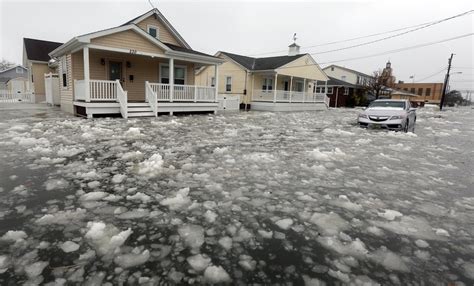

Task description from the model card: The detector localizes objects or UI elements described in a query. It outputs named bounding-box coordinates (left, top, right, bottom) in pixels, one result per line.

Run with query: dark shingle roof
left=24, top=38, right=63, bottom=62
left=317, top=76, right=358, bottom=87
left=163, top=43, right=217, bottom=58
left=220, top=51, right=306, bottom=71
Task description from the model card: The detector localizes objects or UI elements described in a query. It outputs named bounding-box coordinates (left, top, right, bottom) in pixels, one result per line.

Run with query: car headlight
left=389, top=115, right=404, bottom=120
left=358, top=114, right=368, bottom=119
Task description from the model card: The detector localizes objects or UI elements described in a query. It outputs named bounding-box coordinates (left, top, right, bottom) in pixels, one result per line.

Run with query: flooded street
left=0, top=103, right=473, bottom=285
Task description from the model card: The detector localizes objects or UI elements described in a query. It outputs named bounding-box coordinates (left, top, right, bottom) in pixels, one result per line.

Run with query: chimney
left=288, top=43, right=300, bottom=56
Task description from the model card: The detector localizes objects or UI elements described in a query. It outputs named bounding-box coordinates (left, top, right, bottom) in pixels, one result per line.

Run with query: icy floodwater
left=0, top=103, right=473, bottom=285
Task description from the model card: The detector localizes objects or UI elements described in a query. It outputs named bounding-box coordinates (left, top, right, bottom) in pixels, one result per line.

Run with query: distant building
left=322, top=64, right=374, bottom=86
left=23, top=38, right=63, bottom=102
left=0, top=65, right=29, bottom=93
left=393, top=82, right=443, bottom=104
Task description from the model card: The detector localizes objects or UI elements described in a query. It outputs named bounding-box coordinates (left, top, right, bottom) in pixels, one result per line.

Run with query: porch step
left=127, top=111, right=156, bottom=118
left=128, top=102, right=150, bottom=107
left=127, top=107, right=153, bottom=112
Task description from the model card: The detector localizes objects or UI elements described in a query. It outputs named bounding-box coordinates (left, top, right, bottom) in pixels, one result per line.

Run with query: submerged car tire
left=404, top=120, right=409, bottom=133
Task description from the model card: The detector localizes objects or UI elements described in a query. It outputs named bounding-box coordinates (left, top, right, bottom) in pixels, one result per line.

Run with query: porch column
left=324, top=80, right=328, bottom=102
left=83, top=47, right=90, bottom=102
left=289, top=76, right=293, bottom=103
left=214, top=64, right=219, bottom=102
left=335, top=87, right=339, bottom=108
left=303, top=78, right=306, bottom=103
left=273, top=73, right=278, bottom=103
left=169, top=58, right=174, bottom=102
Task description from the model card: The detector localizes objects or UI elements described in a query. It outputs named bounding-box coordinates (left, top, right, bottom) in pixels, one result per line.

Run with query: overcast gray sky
left=1, top=0, right=473, bottom=91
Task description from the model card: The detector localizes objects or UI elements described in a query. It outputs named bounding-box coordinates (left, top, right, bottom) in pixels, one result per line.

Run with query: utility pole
left=439, top=53, right=454, bottom=111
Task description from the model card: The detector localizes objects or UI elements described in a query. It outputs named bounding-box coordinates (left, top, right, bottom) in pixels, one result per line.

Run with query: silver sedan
left=357, top=99, right=417, bottom=132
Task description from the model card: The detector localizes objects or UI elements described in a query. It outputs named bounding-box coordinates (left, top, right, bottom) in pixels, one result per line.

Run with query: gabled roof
left=323, top=64, right=373, bottom=79
left=220, top=51, right=306, bottom=71
left=24, top=38, right=63, bottom=62
left=316, top=76, right=358, bottom=87
left=0, top=65, right=27, bottom=74
left=121, top=8, right=191, bottom=49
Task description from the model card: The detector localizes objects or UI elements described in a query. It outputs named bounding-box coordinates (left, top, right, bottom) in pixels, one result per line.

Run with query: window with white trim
left=262, top=78, right=273, bottom=91
left=160, top=65, right=186, bottom=85
left=344, top=88, right=349, bottom=95
left=315, top=87, right=321, bottom=93
left=211, top=77, right=215, bottom=87
left=327, top=87, right=333, bottom=94
left=16, top=67, right=23, bottom=74
left=147, top=25, right=159, bottom=39
left=225, top=76, right=232, bottom=92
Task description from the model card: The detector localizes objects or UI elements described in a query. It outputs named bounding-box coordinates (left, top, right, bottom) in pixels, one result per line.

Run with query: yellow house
left=49, top=8, right=224, bottom=118
left=23, top=38, right=63, bottom=102
left=195, top=43, right=330, bottom=111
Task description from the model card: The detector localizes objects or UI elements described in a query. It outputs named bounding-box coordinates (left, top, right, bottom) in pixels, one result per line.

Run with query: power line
left=414, top=67, right=447, bottom=82
left=317, top=33, right=474, bottom=65
left=147, top=0, right=156, bottom=9
left=248, top=9, right=473, bottom=57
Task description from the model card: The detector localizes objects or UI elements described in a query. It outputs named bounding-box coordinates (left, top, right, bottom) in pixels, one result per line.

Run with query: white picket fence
left=0, top=90, right=35, bottom=103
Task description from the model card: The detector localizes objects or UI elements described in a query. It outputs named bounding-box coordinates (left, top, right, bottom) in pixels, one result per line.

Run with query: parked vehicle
left=357, top=99, right=416, bottom=132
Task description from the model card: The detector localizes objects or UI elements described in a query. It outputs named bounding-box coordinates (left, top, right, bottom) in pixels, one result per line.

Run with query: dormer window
left=147, top=25, right=159, bottom=39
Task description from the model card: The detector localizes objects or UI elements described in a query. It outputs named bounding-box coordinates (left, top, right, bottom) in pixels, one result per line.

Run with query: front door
left=284, top=81, right=289, bottom=91
left=109, top=61, right=122, bottom=82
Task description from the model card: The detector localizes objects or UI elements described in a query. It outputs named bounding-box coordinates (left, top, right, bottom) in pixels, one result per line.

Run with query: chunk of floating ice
left=204, top=210, right=218, bottom=223
left=309, top=148, right=347, bottom=161
left=310, top=212, right=349, bottom=235
left=87, top=181, right=101, bottom=189
left=80, top=191, right=108, bottom=201
left=378, top=209, right=403, bottom=221
left=257, top=230, right=273, bottom=239
left=85, top=221, right=132, bottom=258
left=204, top=265, right=232, bottom=284
left=24, top=261, right=49, bottom=279
left=126, top=192, right=151, bottom=203
left=462, top=262, right=474, bottom=279
left=124, top=127, right=141, bottom=137
left=238, top=255, right=256, bottom=271
left=111, top=174, right=126, bottom=184
left=369, top=247, right=410, bottom=272
left=116, top=209, right=150, bottom=219
left=136, top=154, right=164, bottom=178
left=60, top=241, right=80, bottom=253
left=57, top=147, right=86, bottom=157
left=44, top=178, right=69, bottom=191
left=434, top=228, right=450, bottom=237
left=36, top=208, right=87, bottom=225
left=302, top=274, right=327, bottom=286
left=114, top=249, right=150, bottom=268
left=275, top=218, right=294, bottom=230
left=414, top=239, right=429, bottom=248
left=1, top=230, right=27, bottom=241
left=160, top=188, right=191, bottom=210
left=0, top=255, right=10, bottom=274
left=178, top=224, right=205, bottom=249
left=317, top=236, right=368, bottom=258
left=187, top=254, right=211, bottom=272
left=120, top=151, right=144, bottom=161
left=218, top=237, right=233, bottom=250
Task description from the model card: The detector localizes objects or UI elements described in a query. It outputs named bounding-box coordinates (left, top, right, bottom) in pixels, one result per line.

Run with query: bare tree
left=0, top=58, right=16, bottom=71
left=365, top=69, right=395, bottom=99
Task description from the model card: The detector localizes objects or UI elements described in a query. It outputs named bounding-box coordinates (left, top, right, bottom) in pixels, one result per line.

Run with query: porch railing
left=252, top=90, right=328, bottom=104
left=149, top=83, right=216, bottom=102
left=116, top=80, right=128, bottom=119
left=74, top=79, right=117, bottom=101
left=145, top=81, right=157, bottom=116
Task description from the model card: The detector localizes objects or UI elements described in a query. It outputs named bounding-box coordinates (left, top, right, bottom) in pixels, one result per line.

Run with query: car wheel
left=404, top=120, right=409, bottom=133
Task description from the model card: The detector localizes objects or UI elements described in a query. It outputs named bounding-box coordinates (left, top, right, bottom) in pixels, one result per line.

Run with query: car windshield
left=369, top=101, right=406, bottom=109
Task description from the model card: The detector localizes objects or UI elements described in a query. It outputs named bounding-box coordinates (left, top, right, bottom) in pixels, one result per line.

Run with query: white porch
left=72, top=46, right=221, bottom=118
left=249, top=72, right=330, bottom=111
left=73, top=80, right=218, bottom=118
